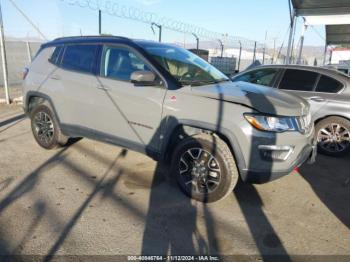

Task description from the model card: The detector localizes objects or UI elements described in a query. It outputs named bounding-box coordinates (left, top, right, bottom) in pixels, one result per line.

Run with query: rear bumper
left=240, top=143, right=315, bottom=184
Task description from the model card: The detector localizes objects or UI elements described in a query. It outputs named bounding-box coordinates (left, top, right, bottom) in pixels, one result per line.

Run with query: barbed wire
left=60, top=0, right=265, bottom=50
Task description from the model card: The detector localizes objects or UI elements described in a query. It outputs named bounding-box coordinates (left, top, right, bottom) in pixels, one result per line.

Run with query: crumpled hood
left=191, top=81, right=310, bottom=116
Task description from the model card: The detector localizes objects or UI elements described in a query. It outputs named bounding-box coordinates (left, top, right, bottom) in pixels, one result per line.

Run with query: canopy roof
left=326, top=24, right=350, bottom=45
left=292, top=0, right=350, bottom=16
left=292, top=0, right=350, bottom=45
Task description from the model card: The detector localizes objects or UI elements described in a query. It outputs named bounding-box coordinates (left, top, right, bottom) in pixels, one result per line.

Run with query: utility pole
left=151, top=23, right=162, bottom=42
left=218, top=39, right=224, bottom=58
left=192, top=33, right=199, bottom=53
left=0, top=1, right=9, bottom=104
left=99, top=10, right=102, bottom=35
left=237, top=41, right=242, bottom=72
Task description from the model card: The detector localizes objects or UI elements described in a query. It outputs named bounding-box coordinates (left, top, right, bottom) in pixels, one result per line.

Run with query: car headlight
left=244, top=113, right=298, bottom=132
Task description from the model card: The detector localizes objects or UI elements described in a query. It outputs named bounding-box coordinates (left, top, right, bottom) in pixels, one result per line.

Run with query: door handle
left=309, top=97, right=325, bottom=102
left=50, top=75, right=61, bottom=80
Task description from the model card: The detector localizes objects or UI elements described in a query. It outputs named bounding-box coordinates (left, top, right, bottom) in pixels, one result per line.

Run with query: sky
left=1, top=0, right=326, bottom=48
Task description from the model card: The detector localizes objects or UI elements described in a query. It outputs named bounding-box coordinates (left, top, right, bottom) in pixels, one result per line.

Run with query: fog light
left=258, top=145, right=294, bottom=161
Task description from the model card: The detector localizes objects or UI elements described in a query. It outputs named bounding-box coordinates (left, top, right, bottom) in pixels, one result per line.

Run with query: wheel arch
left=25, top=91, right=60, bottom=121
left=160, top=119, right=247, bottom=174
left=314, top=114, right=350, bottom=125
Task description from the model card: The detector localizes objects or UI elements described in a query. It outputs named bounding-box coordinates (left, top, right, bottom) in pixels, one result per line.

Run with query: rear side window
left=49, top=46, right=63, bottom=65
left=279, top=69, right=318, bottom=91
left=316, top=75, right=343, bottom=93
left=61, top=44, right=98, bottom=73
left=233, top=68, right=279, bottom=87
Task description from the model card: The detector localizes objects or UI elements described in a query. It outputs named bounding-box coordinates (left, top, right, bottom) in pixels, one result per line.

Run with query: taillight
left=23, top=67, right=29, bottom=80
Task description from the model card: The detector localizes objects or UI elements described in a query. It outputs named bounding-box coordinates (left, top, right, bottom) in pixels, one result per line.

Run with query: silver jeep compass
left=23, top=36, right=316, bottom=202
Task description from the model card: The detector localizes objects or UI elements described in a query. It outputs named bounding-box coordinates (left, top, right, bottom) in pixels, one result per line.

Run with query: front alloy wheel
left=172, top=134, right=239, bottom=203
left=179, top=148, right=222, bottom=194
left=316, top=117, right=350, bottom=157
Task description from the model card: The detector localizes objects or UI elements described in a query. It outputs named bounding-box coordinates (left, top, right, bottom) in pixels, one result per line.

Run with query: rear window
left=279, top=69, right=318, bottom=91
left=49, top=46, right=63, bottom=65
left=316, top=75, right=343, bottom=93
left=61, top=44, right=98, bottom=73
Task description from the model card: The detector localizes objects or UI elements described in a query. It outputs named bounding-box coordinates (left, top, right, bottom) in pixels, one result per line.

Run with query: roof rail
left=51, top=35, right=131, bottom=42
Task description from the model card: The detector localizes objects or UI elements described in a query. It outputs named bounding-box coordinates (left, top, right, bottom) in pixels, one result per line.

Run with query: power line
left=8, top=0, right=48, bottom=40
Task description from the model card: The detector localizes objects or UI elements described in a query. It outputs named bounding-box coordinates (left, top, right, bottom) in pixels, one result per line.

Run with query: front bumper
left=238, top=123, right=316, bottom=184
left=240, top=143, right=316, bottom=183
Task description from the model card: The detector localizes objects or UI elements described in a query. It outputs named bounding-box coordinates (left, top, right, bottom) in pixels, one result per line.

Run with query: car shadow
left=234, top=88, right=291, bottom=261
left=299, top=153, right=350, bottom=229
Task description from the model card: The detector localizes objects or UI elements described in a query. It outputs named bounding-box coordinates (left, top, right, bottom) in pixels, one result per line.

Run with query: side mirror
left=130, top=71, right=156, bottom=86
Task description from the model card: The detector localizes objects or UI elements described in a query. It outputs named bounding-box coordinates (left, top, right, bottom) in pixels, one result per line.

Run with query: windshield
left=138, top=42, right=229, bottom=86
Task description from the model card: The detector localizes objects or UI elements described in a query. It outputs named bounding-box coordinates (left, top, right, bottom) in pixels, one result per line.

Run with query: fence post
left=253, top=41, right=257, bottom=63
left=0, top=2, right=10, bottom=104
left=26, top=41, right=32, bottom=62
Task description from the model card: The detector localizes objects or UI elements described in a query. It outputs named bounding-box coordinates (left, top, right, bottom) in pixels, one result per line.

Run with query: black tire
left=30, top=102, right=69, bottom=149
left=171, top=133, right=239, bottom=203
left=315, top=116, right=350, bottom=157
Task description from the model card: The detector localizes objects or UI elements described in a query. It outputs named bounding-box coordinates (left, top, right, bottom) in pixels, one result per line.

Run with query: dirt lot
left=0, top=104, right=349, bottom=260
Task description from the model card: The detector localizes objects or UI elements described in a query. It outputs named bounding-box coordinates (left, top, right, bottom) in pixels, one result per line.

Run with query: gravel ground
left=0, top=104, right=349, bottom=261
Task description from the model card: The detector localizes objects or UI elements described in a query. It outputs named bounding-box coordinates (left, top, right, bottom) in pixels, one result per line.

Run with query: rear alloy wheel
left=33, top=111, right=55, bottom=145
left=316, top=117, right=350, bottom=157
left=31, top=103, right=69, bottom=149
left=172, top=134, right=239, bottom=203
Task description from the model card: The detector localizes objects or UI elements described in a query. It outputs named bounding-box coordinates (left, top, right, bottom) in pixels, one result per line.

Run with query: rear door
left=45, top=44, right=100, bottom=130
left=277, top=69, right=326, bottom=118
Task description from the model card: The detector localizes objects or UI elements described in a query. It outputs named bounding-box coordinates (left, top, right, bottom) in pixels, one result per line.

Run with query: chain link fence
left=0, top=40, right=42, bottom=100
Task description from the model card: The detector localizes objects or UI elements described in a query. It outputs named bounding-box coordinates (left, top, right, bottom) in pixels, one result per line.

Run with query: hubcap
left=317, top=123, right=350, bottom=153
left=34, top=112, right=55, bottom=144
left=179, top=148, right=221, bottom=194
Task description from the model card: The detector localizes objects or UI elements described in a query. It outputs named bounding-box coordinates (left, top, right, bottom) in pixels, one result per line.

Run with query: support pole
left=323, top=44, right=328, bottom=65
left=237, top=41, right=242, bottom=72
left=0, top=2, right=9, bottom=104
left=329, top=47, right=333, bottom=64
left=297, top=22, right=307, bottom=64
left=99, top=10, right=102, bottom=35
left=286, top=12, right=296, bottom=64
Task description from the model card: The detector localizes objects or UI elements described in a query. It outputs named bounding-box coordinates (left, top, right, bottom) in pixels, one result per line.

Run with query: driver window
left=100, top=46, right=151, bottom=81
left=234, top=69, right=279, bottom=87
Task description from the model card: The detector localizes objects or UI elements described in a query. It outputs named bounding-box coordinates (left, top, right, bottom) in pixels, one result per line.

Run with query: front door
left=94, top=45, right=167, bottom=153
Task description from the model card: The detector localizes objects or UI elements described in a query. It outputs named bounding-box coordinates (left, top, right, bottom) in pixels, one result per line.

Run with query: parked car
left=232, top=65, right=350, bottom=157
left=23, top=36, right=315, bottom=202
left=324, top=64, right=350, bottom=76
